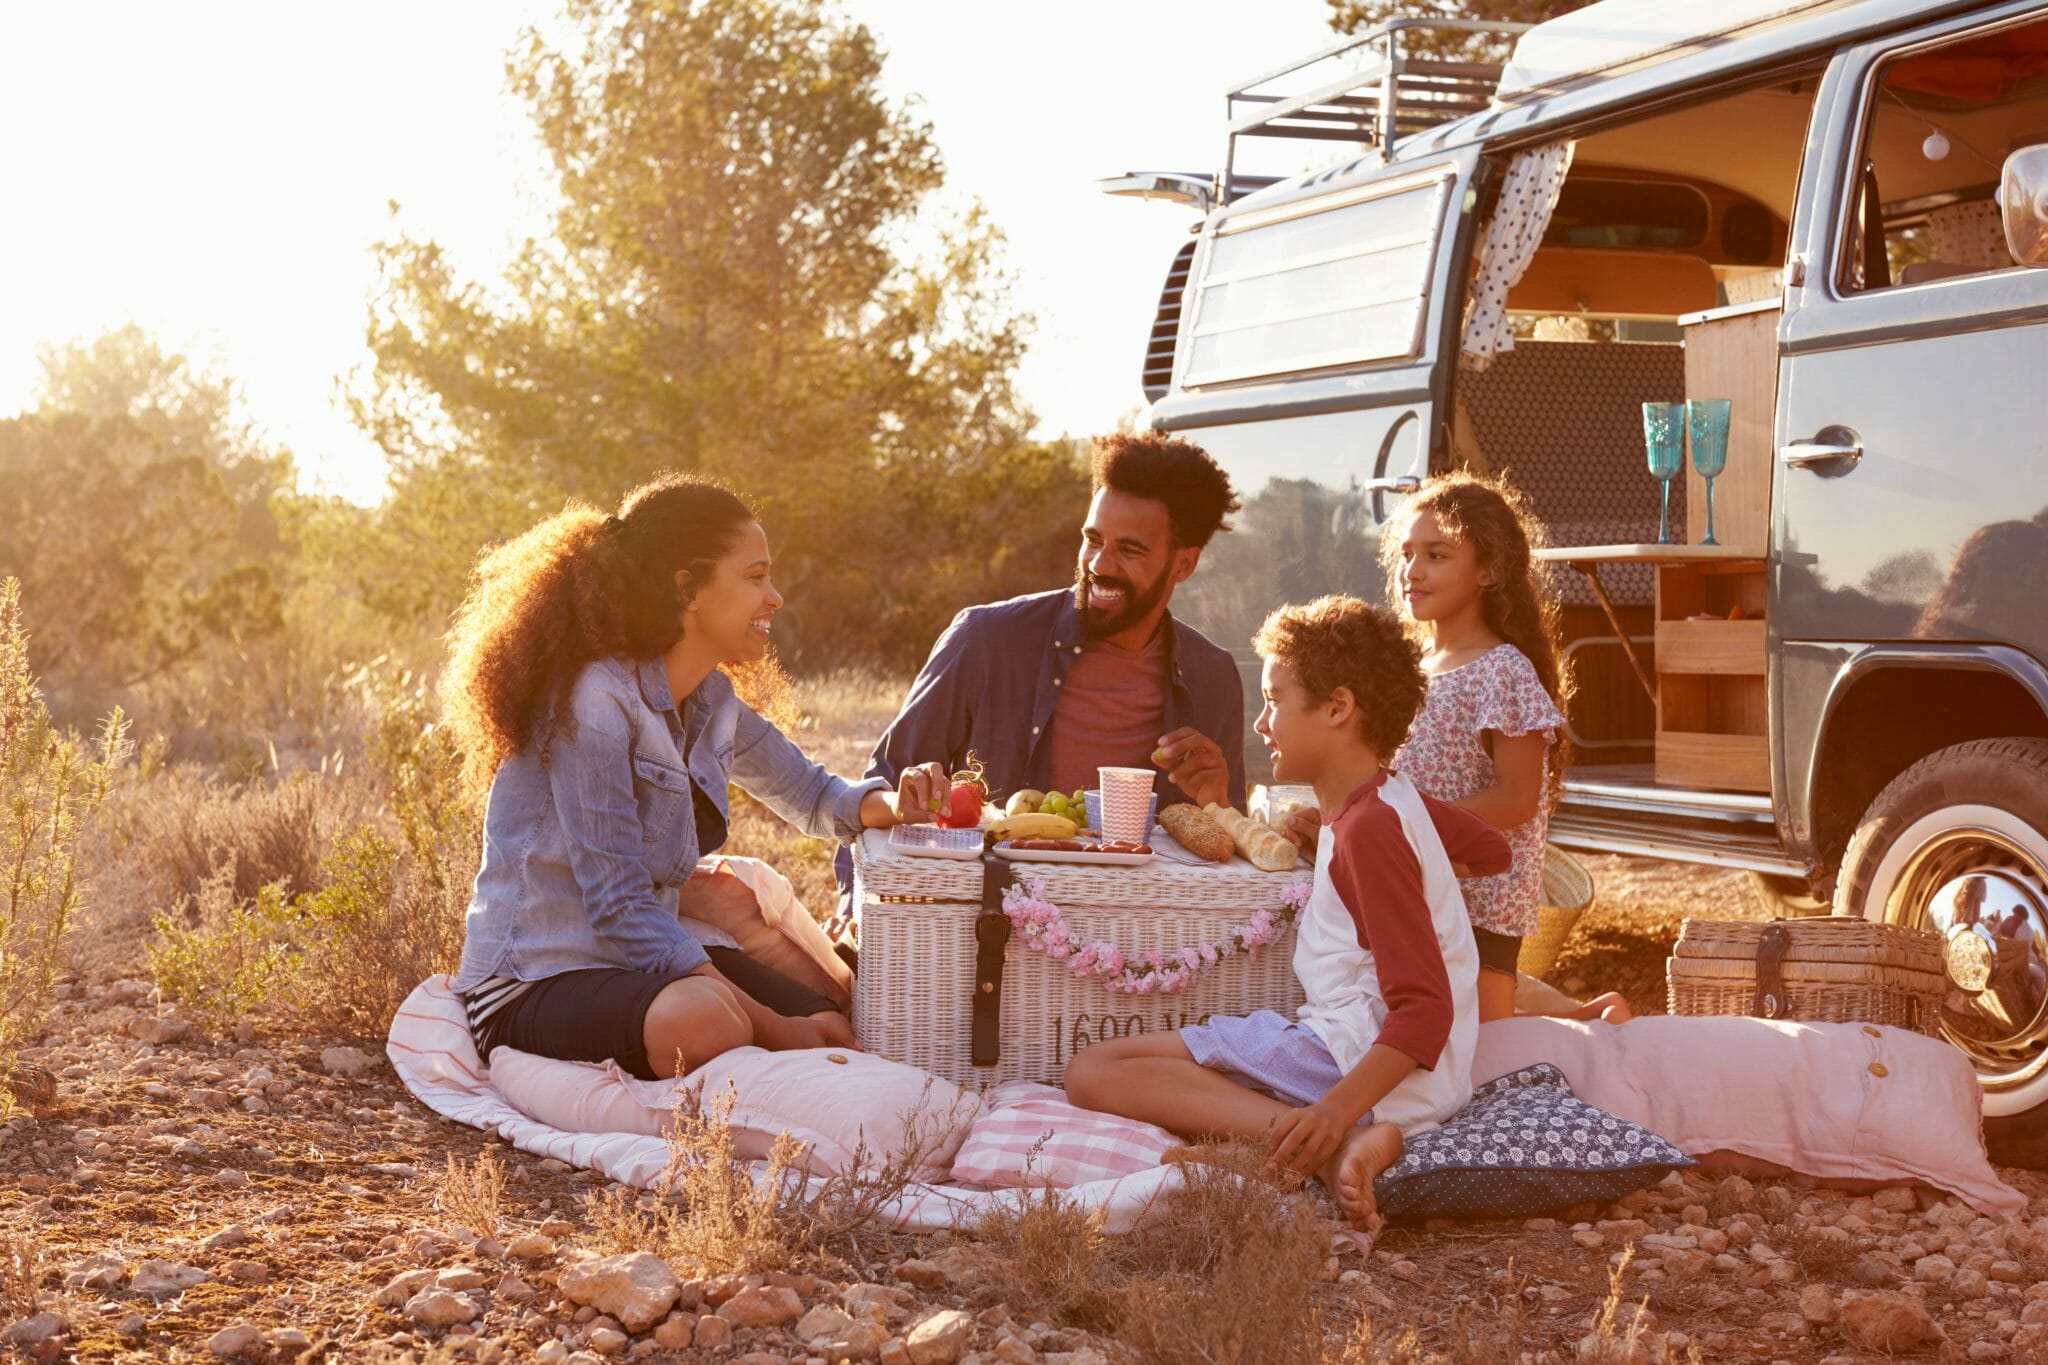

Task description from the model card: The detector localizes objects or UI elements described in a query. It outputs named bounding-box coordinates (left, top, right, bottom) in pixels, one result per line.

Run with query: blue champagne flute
left=1643, top=402, right=1686, bottom=546
left=1687, top=399, right=1733, bottom=547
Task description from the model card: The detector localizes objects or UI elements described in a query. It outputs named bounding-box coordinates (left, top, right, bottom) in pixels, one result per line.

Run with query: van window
left=1181, top=171, right=1451, bottom=386
left=1838, top=15, right=2048, bottom=293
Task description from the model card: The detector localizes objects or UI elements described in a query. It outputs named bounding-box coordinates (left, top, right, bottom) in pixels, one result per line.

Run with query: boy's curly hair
left=1091, top=432, right=1242, bottom=548
left=1253, top=596, right=1426, bottom=758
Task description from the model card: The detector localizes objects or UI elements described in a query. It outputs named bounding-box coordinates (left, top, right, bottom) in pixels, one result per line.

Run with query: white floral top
left=1395, top=644, right=1565, bottom=939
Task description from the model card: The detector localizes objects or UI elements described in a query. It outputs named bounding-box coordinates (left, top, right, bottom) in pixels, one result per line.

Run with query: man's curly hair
left=1091, top=432, right=1242, bottom=548
left=440, top=473, right=781, bottom=798
left=1253, top=596, right=1426, bottom=758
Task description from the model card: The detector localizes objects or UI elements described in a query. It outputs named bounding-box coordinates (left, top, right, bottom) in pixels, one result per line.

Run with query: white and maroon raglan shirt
left=1293, top=770, right=1511, bottom=1133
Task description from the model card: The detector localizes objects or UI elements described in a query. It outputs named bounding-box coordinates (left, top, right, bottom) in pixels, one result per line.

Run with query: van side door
left=1776, top=5, right=2048, bottom=789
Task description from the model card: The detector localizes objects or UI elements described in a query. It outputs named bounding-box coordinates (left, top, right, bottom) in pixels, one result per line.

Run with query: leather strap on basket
left=1753, top=923, right=1793, bottom=1020
left=972, top=855, right=1014, bottom=1067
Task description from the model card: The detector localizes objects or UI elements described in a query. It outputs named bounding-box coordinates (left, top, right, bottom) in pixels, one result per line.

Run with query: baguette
left=1204, top=803, right=1301, bottom=872
left=1158, top=803, right=1234, bottom=862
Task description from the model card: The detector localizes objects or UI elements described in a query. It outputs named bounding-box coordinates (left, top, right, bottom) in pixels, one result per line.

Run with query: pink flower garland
left=1000, top=876, right=1313, bottom=994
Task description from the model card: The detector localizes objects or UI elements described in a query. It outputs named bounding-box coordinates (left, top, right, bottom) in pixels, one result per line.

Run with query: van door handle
left=1779, top=426, right=1863, bottom=470
left=1362, top=475, right=1421, bottom=494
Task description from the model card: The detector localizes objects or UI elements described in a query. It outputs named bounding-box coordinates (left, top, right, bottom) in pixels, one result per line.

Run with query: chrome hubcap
left=1888, top=827, right=2048, bottom=1091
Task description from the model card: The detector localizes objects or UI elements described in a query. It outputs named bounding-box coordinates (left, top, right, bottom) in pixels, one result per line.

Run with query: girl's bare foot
left=1319, top=1120, right=1402, bottom=1230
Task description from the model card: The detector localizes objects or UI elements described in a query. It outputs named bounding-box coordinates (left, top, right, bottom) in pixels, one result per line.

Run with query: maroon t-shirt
left=1045, top=633, right=1168, bottom=797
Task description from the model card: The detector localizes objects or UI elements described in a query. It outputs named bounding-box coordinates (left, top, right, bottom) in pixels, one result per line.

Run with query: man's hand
left=1155, top=727, right=1229, bottom=809
left=679, top=863, right=760, bottom=926
left=1268, top=1097, right=1354, bottom=1177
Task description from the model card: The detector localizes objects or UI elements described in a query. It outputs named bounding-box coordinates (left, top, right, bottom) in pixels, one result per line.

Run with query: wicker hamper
left=1666, top=917, right=1948, bottom=1034
left=851, top=831, right=1308, bottom=1089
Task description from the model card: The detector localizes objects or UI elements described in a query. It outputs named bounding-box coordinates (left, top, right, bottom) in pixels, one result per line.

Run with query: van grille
left=1141, top=239, right=1198, bottom=402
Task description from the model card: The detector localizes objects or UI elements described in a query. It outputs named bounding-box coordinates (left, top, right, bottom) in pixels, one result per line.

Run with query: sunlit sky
left=0, top=2, right=1338, bottom=504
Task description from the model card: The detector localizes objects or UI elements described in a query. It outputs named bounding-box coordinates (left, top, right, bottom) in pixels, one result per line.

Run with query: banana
left=988, top=812, right=1078, bottom=841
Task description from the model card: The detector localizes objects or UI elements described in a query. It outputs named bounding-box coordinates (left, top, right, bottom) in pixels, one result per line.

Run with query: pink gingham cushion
left=950, top=1081, right=1177, bottom=1188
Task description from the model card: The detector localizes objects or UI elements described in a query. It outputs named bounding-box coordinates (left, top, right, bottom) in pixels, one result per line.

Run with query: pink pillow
left=951, top=1082, right=1177, bottom=1189
left=490, top=1045, right=977, bottom=1182
left=1473, top=1015, right=2024, bottom=1218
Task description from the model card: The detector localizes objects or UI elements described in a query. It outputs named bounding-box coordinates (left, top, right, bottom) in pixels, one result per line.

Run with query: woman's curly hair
left=440, top=473, right=765, bottom=798
left=1377, top=471, right=1573, bottom=802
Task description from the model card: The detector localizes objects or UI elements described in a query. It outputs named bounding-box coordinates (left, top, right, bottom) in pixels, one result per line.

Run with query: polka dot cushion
left=1372, top=1062, right=1694, bottom=1224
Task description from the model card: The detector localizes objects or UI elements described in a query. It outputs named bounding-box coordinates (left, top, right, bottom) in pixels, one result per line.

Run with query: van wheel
left=1835, top=738, right=2048, bottom=1168
left=1748, top=872, right=1831, bottom=917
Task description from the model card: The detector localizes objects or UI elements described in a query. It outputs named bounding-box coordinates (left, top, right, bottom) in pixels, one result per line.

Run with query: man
left=832, top=431, right=1247, bottom=928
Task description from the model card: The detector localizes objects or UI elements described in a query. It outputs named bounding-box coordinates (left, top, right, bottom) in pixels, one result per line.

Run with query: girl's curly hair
left=1378, top=471, right=1573, bottom=802
left=440, top=473, right=769, bottom=798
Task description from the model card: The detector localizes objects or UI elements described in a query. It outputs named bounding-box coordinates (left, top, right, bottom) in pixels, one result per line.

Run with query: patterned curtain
left=1460, top=140, right=1577, bottom=371
left=1928, top=199, right=2012, bottom=269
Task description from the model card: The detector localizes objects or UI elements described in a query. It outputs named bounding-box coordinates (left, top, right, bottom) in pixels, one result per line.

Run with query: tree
left=353, top=0, right=1085, bottom=670
left=1326, top=0, right=1593, bottom=61
left=0, top=330, right=292, bottom=722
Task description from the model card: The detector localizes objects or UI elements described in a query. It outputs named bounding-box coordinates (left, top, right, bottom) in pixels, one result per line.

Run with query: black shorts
left=1473, top=927, right=1522, bottom=977
left=476, top=948, right=838, bottom=1081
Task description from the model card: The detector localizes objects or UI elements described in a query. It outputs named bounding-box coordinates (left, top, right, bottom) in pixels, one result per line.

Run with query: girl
left=1382, top=472, right=1630, bottom=1024
left=444, top=474, right=947, bottom=1081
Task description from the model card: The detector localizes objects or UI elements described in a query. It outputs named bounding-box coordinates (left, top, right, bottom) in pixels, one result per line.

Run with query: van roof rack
left=1223, top=17, right=1532, bottom=204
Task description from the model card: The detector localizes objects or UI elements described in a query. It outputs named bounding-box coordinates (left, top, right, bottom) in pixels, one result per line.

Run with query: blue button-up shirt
left=833, top=588, right=1245, bottom=910
left=454, top=656, right=883, bottom=993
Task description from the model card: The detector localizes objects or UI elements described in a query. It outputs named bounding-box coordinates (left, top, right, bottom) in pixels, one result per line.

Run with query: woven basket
left=1517, top=846, right=1596, bottom=979
left=1666, top=917, right=1947, bottom=1034
left=851, top=831, right=1307, bottom=1089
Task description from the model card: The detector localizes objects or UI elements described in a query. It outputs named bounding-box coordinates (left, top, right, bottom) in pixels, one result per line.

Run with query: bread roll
left=1159, top=803, right=1233, bottom=862
left=1204, top=803, right=1301, bottom=872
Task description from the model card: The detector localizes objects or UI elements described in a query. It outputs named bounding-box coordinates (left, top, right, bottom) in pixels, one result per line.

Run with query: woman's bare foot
left=1319, top=1120, right=1402, bottom=1230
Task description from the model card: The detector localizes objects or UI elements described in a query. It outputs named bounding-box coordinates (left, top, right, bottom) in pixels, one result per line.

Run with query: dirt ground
left=8, top=856, right=2048, bottom=1364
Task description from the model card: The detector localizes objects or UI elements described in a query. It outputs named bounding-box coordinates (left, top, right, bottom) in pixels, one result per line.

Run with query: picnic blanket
left=385, top=975, right=1192, bottom=1232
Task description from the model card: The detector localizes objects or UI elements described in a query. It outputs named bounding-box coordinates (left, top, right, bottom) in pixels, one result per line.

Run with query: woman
left=444, top=474, right=945, bottom=1080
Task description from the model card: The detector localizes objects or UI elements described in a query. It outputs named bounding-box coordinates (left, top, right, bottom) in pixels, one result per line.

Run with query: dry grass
left=0, top=1223, right=44, bottom=1320
left=973, top=1139, right=1331, bottom=1365
left=586, top=1075, right=949, bottom=1277
left=438, top=1145, right=508, bottom=1242
left=100, top=764, right=374, bottom=919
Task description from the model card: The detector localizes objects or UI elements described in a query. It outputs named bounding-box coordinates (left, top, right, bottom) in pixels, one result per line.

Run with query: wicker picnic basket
left=1516, top=846, right=1597, bottom=980
left=851, top=831, right=1308, bottom=1090
left=1666, top=916, right=1948, bottom=1034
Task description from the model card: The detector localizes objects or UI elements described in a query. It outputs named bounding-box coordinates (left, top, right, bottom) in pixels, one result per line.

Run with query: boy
left=1063, top=596, right=1510, bottom=1228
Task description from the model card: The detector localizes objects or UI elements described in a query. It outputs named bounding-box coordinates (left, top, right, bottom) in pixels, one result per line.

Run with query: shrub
left=146, top=866, right=301, bottom=1033
left=0, top=577, right=131, bottom=1106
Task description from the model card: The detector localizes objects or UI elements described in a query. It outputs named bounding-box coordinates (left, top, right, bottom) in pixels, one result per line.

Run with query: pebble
left=720, top=1285, right=804, bottom=1327
left=587, top=1327, right=628, bottom=1355
left=1839, top=1294, right=1943, bottom=1352
left=115, top=1314, right=145, bottom=1340
left=653, top=1315, right=694, bottom=1350
left=131, top=1259, right=208, bottom=1297
left=223, top=1260, right=270, bottom=1286
left=403, top=1288, right=483, bottom=1327
left=508, top=1234, right=557, bottom=1260
left=214, top=1167, right=248, bottom=1188
left=558, top=1252, right=683, bottom=1334
left=437, top=1265, right=489, bottom=1291
left=907, top=1309, right=975, bottom=1365
left=207, top=1323, right=263, bottom=1357
left=202, top=1223, right=253, bottom=1249
left=695, top=1315, right=734, bottom=1349
left=320, top=1046, right=376, bottom=1077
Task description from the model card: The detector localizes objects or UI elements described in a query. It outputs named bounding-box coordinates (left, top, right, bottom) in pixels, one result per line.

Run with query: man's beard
left=1074, top=563, right=1172, bottom=640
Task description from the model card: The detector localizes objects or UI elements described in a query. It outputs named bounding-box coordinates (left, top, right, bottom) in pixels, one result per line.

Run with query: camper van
left=1111, top=0, right=2048, bottom=1159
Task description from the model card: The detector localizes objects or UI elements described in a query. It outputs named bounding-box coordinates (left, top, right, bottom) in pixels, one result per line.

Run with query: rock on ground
left=557, top=1252, right=684, bottom=1334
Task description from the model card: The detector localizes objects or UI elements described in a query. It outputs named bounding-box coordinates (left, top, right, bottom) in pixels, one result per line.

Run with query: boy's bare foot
left=1320, top=1120, right=1402, bottom=1230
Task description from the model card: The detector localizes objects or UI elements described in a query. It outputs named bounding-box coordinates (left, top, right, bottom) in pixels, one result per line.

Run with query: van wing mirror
left=2003, top=145, right=2048, bottom=267
left=1097, top=172, right=1215, bottom=213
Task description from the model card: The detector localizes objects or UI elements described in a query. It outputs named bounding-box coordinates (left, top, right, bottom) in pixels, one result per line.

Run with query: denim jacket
left=453, top=657, right=883, bottom=993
